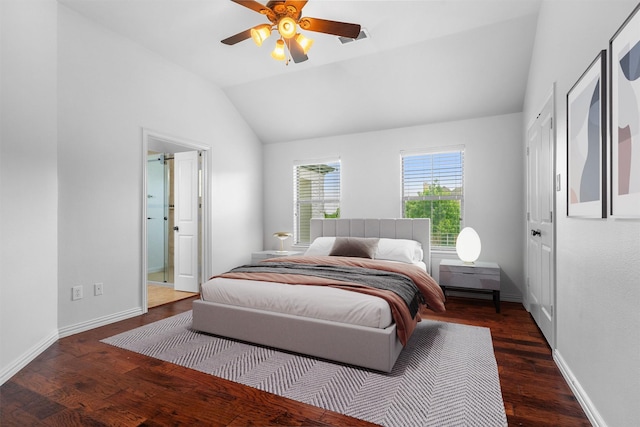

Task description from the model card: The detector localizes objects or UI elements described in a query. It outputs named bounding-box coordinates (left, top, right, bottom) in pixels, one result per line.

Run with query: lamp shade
left=278, top=16, right=297, bottom=39
left=456, top=227, right=481, bottom=263
left=250, top=24, right=272, bottom=47
left=271, top=39, right=286, bottom=60
left=295, top=33, right=314, bottom=54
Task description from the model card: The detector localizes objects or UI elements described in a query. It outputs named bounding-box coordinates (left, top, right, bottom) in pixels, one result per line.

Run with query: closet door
left=526, top=92, right=555, bottom=347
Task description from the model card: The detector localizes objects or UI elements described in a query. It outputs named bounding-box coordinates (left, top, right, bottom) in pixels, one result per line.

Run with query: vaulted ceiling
left=58, top=0, right=542, bottom=143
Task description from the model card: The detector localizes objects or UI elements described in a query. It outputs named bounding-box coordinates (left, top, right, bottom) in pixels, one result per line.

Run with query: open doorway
left=146, top=152, right=173, bottom=285
left=142, top=129, right=210, bottom=310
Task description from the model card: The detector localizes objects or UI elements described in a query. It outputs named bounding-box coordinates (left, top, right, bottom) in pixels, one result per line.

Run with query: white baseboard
left=1, top=307, right=145, bottom=386
left=554, top=349, right=606, bottom=427
left=0, top=329, right=59, bottom=385
left=58, top=307, right=144, bottom=338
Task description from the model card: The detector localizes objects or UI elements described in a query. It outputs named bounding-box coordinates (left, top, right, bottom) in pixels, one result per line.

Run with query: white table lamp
left=273, top=232, right=292, bottom=253
left=456, top=227, right=481, bottom=264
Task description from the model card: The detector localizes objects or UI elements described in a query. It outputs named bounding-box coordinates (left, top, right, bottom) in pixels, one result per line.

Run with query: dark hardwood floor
left=1, top=296, right=590, bottom=426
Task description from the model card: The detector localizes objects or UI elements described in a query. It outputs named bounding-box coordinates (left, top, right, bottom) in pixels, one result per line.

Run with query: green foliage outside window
left=323, top=208, right=340, bottom=219
left=404, top=180, right=461, bottom=247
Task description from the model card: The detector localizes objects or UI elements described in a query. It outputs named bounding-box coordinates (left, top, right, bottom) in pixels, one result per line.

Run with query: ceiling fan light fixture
left=295, top=33, right=314, bottom=54
left=222, top=0, right=362, bottom=65
left=250, top=24, right=272, bottom=47
left=278, top=16, right=297, bottom=39
left=271, top=39, right=286, bottom=60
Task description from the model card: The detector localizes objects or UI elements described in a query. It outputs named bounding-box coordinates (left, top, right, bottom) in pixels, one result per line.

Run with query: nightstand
left=439, top=259, right=501, bottom=313
left=251, top=250, right=304, bottom=264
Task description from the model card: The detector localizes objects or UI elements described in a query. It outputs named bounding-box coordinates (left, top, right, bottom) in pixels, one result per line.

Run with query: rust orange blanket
left=215, top=256, right=446, bottom=345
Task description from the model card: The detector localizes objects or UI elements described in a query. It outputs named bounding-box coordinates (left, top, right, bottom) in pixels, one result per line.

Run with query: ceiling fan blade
left=299, top=17, right=361, bottom=39
left=285, top=38, right=308, bottom=63
left=230, top=0, right=269, bottom=14
left=221, top=28, right=253, bottom=45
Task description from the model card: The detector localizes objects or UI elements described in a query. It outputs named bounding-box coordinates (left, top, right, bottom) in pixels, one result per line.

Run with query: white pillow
left=375, top=238, right=423, bottom=264
left=304, top=236, right=336, bottom=256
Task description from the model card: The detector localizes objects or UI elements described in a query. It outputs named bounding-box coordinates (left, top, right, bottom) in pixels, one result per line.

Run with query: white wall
left=0, top=0, right=59, bottom=382
left=263, top=113, right=525, bottom=300
left=523, top=1, right=640, bottom=425
left=56, top=6, right=262, bottom=332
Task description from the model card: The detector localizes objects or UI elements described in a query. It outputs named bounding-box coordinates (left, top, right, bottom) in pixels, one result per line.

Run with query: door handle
left=531, top=229, right=541, bottom=237
left=173, top=226, right=179, bottom=232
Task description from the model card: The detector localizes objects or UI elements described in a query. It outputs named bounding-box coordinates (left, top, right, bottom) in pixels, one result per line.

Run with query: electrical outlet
left=72, top=285, right=83, bottom=301
left=94, top=282, right=103, bottom=296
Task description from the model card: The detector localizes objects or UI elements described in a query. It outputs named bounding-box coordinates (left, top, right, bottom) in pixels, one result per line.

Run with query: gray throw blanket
left=230, top=262, right=424, bottom=318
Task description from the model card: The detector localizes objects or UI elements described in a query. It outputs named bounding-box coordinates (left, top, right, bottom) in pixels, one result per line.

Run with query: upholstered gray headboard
left=310, top=218, right=432, bottom=273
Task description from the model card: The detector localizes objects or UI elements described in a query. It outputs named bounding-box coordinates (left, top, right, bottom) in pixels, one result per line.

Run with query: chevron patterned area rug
left=102, top=311, right=507, bottom=426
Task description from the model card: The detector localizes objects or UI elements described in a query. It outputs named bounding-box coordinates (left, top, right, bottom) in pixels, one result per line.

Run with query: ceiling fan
left=221, top=0, right=361, bottom=64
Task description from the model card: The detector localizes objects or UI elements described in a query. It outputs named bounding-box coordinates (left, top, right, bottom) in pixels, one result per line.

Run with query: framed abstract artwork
left=610, top=3, right=640, bottom=217
left=567, top=50, right=607, bottom=218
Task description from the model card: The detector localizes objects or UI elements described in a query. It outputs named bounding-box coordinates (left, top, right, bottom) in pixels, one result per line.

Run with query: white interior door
left=173, top=151, right=199, bottom=293
left=527, top=93, right=555, bottom=346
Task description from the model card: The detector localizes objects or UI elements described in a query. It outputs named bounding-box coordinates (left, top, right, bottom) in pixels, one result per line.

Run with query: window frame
left=293, top=159, right=341, bottom=246
left=401, top=147, right=465, bottom=250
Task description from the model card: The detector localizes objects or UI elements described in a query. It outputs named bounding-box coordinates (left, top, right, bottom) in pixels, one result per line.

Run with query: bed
left=192, top=218, right=446, bottom=372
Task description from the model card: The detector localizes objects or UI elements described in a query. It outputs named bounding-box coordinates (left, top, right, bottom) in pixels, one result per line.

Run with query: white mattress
left=201, top=277, right=394, bottom=329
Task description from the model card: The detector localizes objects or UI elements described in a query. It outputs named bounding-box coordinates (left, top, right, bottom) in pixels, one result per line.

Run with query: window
left=402, top=149, right=464, bottom=248
left=294, top=160, right=341, bottom=245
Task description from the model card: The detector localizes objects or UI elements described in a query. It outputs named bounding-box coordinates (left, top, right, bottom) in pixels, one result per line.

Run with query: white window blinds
left=402, top=149, right=464, bottom=248
left=293, top=160, right=341, bottom=244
